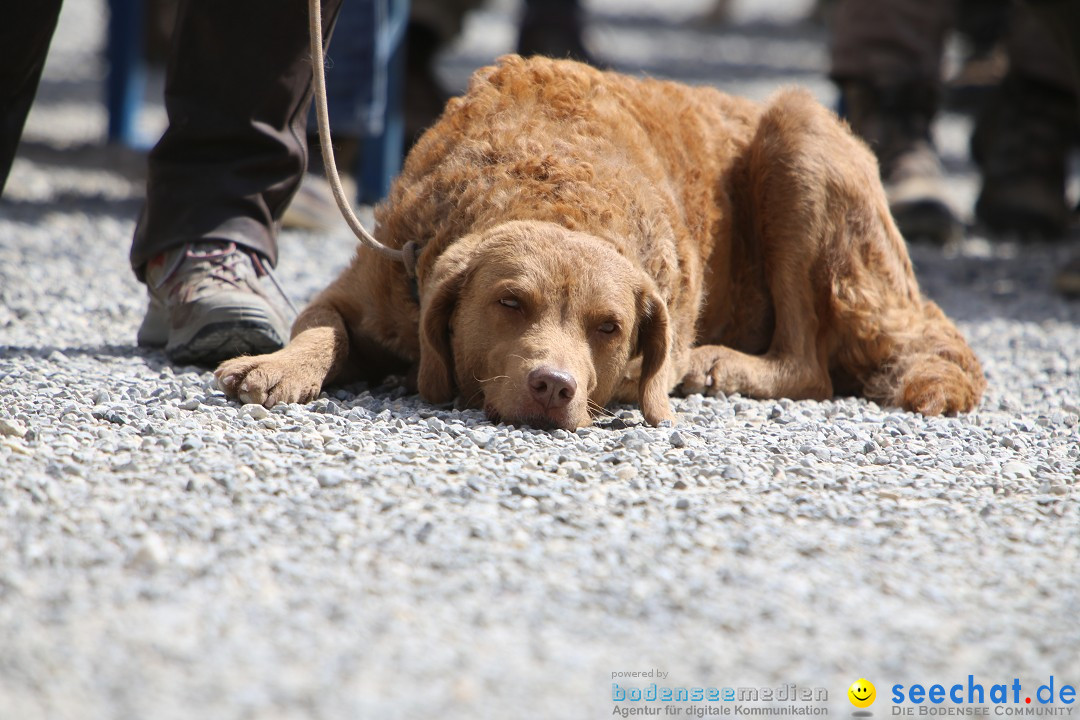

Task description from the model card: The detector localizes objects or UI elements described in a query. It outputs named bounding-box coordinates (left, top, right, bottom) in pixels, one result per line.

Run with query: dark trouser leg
left=0, top=0, right=63, bottom=196
left=130, top=0, right=344, bottom=279
left=830, top=0, right=954, bottom=86
left=829, top=0, right=961, bottom=244
left=972, top=0, right=1079, bottom=240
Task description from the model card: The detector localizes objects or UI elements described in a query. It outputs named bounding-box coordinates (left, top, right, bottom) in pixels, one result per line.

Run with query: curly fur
left=215, top=55, right=984, bottom=428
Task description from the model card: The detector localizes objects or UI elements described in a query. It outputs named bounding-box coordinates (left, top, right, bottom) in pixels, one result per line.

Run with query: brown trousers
left=130, top=0, right=345, bottom=279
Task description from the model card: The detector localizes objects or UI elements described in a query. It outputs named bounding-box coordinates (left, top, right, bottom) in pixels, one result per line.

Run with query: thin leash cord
left=307, top=0, right=419, bottom=276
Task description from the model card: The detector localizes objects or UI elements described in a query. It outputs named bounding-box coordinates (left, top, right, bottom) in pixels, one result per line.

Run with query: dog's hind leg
left=681, top=90, right=849, bottom=401
left=853, top=299, right=985, bottom=415
left=726, top=88, right=984, bottom=415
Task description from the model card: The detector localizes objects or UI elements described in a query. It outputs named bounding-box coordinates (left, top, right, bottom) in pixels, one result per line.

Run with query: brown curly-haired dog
left=216, top=55, right=984, bottom=430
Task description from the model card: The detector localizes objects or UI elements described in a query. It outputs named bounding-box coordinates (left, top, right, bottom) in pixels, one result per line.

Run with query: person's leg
left=409, top=0, right=480, bottom=46
left=285, top=0, right=378, bottom=232
left=405, top=0, right=484, bottom=146
left=831, top=0, right=953, bottom=85
left=1019, top=0, right=1080, bottom=296
left=517, top=0, right=594, bottom=65
left=132, top=0, right=345, bottom=365
left=831, top=0, right=960, bottom=244
left=0, top=0, right=64, bottom=196
left=972, top=0, right=1078, bottom=240
left=132, top=0, right=344, bottom=273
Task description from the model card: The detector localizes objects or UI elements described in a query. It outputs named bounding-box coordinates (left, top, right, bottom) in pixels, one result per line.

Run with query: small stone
left=0, top=418, right=27, bottom=438
left=416, top=522, right=435, bottom=543
left=1, top=437, right=33, bottom=456
left=672, top=479, right=688, bottom=490
left=317, top=470, right=345, bottom=488
left=92, top=389, right=111, bottom=405
left=468, top=430, right=494, bottom=448
left=181, top=436, right=203, bottom=451
left=240, top=403, right=270, bottom=420
left=1002, top=461, right=1033, bottom=478
left=721, top=464, right=744, bottom=481
left=104, top=408, right=128, bottom=425
left=131, top=533, right=168, bottom=570
left=669, top=431, right=686, bottom=448
left=675, top=498, right=690, bottom=510
left=426, top=417, right=446, bottom=433
left=346, top=407, right=371, bottom=422
left=179, top=398, right=201, bottom=411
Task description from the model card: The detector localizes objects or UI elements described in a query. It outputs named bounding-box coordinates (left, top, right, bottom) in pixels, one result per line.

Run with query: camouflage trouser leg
left=1009, top=0, right=1078, bottom=95
left=830, top=0, right=955, bottom=85
left=830, top=0, right=1076, bottom=94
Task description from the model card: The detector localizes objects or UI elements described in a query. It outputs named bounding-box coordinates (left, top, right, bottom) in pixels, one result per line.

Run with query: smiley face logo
left=848, top=679, right=876, bottom=708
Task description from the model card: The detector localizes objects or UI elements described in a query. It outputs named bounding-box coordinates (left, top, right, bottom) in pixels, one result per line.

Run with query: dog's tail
left=856, top=298, right=985, bottom=415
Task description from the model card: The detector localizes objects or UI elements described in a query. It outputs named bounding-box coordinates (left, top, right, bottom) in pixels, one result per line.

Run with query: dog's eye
left=498, top=297, right=520, bottom=309
left=597, top=321, right=618, bottom=334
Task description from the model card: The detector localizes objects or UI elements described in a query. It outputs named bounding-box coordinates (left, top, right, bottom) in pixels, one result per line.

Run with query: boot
left=972, top=75, right=1076, bottom=240
left=841, top=80, right=962, bottom=245
left=1056, top=253, right=1080, bottom=298
left=517, top=0, right=596, bottom=66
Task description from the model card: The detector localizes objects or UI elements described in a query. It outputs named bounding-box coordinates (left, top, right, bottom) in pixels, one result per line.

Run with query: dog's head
left=417, top=221, right=673, bottom=430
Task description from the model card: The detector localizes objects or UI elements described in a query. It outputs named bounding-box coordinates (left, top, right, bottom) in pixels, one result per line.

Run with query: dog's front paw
left=678, top=346, right=745, bottom=397
left=215, top=353, right=323, bottom=408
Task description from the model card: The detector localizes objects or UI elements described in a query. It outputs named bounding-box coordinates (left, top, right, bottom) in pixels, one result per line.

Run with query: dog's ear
left=636, top=283, right=674, bottom=426
left=416, top=236, right=481, bottom=403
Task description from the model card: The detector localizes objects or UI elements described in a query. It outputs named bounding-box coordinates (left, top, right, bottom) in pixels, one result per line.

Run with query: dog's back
left=379, top=56, right=756, bottom=322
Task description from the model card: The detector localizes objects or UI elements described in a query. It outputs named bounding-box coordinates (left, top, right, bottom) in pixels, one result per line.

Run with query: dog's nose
left=528, top=366, right=577, bottom=409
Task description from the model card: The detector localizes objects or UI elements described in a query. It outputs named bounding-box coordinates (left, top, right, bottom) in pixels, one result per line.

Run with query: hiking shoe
left=1054, top=254, right=1080, bottom=299
left=884, top=139, right=963, bottom=245
left=841, top=80, right=962, bottom=244
left=281, top=171, right=355, bottom=232
left=972, top=77, right=1076, bottom=241
left=137, top=242, right=297, bottom=366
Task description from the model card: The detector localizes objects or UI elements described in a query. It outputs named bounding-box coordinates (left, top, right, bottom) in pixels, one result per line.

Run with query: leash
left=307, top=0, right=421, bottom=278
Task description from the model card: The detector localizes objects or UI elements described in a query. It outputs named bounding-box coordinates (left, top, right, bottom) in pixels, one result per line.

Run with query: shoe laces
left=154, top=242, right=299, bottom=316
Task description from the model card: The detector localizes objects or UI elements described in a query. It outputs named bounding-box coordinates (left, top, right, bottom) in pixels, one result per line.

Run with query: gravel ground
left=2, top=1, right=1079, bottom=719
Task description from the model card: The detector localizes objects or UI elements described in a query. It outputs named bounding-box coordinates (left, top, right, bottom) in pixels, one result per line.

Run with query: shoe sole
left=892, top=200, right=963, bottom=245
left=976, top=204, right=1068, bottom=242
left=164, top=298, right=290, bottom=366
left=166, top=320, right=287, bottom=366
left=1056, top=274, right=1080, bottom=298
